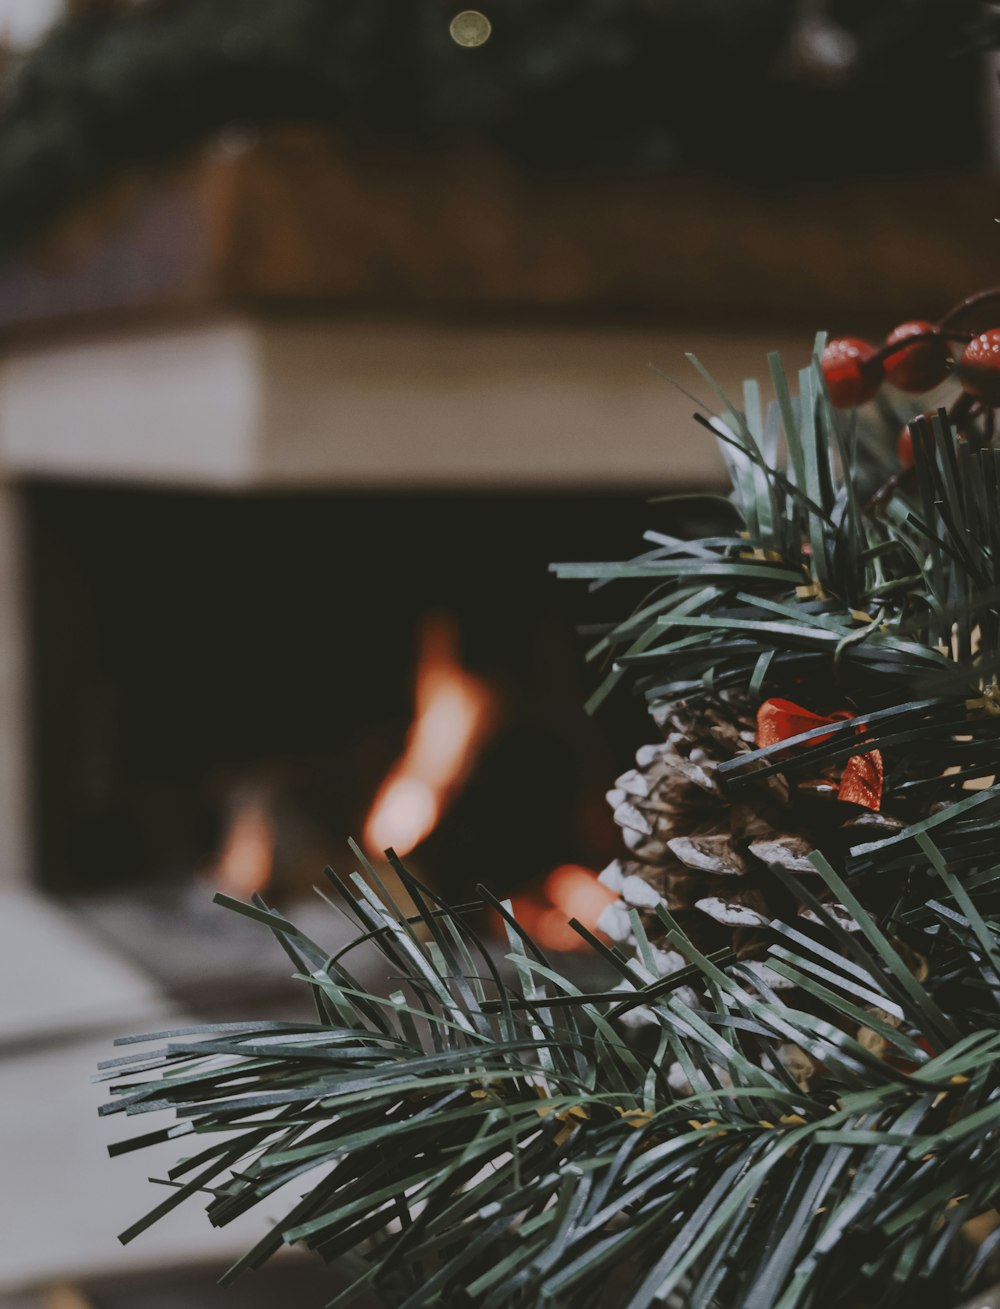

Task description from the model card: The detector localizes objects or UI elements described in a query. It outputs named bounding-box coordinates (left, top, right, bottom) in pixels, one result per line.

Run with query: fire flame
left=510, top=864, right=617, bottom=952
left=363, top=615, right=496, bottom=857
left=212, top=792, right=275, bottom=899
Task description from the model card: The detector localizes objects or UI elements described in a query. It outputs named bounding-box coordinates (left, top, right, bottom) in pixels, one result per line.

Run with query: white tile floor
left=0, top=890, right=171, bottom=1050
left=0, top=891, right=274, bottom=1294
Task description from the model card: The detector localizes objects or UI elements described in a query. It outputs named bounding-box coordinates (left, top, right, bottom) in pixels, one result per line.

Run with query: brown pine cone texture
left=596, top=692, right=904, bottom=986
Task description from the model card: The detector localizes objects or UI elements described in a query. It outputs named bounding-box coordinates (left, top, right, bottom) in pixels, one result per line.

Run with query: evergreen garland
left=0, top=0, right=988, bottom=256
left=100, top=331, right=1000, bottom=1308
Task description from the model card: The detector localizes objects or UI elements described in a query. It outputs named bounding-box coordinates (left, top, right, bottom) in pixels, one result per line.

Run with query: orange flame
left=363, top=615, right=496, bottom=857
left=510, top=864, right=617, bottom=952
left=212, top=794, right=275, bottom=899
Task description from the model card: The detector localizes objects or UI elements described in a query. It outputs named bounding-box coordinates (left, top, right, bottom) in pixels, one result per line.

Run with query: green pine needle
left=100, top=352, right=1000, bottom=1307
left=553, top=351, right=1000, bottom=827
left=100, top=845, right=1000, bottom=1309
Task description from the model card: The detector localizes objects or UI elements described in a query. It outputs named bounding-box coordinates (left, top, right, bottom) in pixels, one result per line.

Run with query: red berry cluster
left=820, top=320, right=955, bottom=409
left=820, top=288, right=1000, bottom=471
left=961, top=331, right=1000, bottom=405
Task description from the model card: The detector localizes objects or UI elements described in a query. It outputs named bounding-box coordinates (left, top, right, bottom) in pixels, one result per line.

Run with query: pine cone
left=596, top=692, right=903, bottom=985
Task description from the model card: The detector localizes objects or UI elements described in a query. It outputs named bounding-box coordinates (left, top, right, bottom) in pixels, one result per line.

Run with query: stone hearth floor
left=0, top=881, right=616, bottom=1301
left=0, top=1254, right=379, bottom=1308
left=0, top=888, right=287, bottom=1296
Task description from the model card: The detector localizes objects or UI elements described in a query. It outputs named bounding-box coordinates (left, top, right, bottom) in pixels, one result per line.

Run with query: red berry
left=959, top=330, right=1000, bottom=404
left=882, top=320, right=951, bottom=394
left=821, top=338, right=881, bottom=408
left=897, top=424, right=914, bottom=469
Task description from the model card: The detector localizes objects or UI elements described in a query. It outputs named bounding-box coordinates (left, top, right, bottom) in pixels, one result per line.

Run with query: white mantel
left=0, top=313, right=806, bottom=892
left=0, top=317, right=806, bottom=488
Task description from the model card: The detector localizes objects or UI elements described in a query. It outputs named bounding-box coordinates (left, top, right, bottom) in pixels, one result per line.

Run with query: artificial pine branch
left=553, top=343, right=1000, bottom=828
left=101, top=339, right=1000, bottom=1307
left=100, top=845, right=1000, bottom=1308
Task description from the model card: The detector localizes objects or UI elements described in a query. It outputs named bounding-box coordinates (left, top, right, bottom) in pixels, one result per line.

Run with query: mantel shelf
left=0, top=315, right=809, bottom=490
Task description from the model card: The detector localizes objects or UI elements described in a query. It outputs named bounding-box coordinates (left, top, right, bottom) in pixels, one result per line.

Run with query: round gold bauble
left=449, top=10, right=491, bottom=47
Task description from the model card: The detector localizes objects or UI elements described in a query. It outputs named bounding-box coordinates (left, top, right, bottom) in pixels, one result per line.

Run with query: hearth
left=27, top=483, right=662, bottom=945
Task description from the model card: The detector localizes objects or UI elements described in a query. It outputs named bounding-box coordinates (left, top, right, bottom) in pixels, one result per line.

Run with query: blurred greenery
left=0, top=0, right=987, bottom=252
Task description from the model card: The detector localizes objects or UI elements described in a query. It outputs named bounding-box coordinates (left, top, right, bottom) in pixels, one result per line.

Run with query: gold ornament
left=449, top=10, right=492, bottom=47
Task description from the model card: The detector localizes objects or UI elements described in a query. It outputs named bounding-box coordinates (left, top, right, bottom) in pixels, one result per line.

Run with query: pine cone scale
left=597, top=692, right=877, bottom=967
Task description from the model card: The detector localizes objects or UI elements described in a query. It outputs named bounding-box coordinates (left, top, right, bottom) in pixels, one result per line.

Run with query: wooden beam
left=0, top=128, right=997, bottom=338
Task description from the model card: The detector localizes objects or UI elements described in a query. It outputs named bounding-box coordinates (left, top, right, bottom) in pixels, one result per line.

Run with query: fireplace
left=0, top=288, right=784, bottom=1025
left=0, top=278, right=824, bottom=1022
left=25, top=480, right=676, bottom=967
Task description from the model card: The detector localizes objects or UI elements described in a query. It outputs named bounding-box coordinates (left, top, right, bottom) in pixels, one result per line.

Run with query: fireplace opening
left=27, top=484, right=678, bottom=936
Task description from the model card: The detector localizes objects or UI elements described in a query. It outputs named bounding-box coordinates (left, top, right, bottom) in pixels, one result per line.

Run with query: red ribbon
left=756, top=698, right=883, bottom=811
